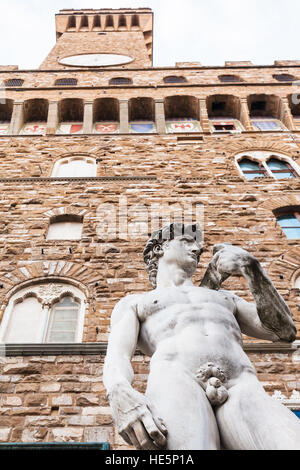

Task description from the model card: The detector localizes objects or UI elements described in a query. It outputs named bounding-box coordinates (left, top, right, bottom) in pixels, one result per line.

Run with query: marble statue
left=103, top=223, right=300, bottom=450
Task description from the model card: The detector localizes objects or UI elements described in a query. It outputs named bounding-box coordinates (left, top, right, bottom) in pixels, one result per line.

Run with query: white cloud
left=0, top=0, right=299, bottom=69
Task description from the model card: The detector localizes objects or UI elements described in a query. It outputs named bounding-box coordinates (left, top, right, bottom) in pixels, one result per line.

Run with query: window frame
left=276, top=211, right=300, bottom=239
left=163, top=76, right=188, bottom=84
left=46, top=215, right=84, bottom=241
left=51, top=156, right=97, bottom=178
left=218, top=75, right=242, bottom=83
left=0, top=282, right=86, bottom=344
left=55, top=78, right=78, bottom=86
left=238, top=157, right=268, bottom=179
left=109, top=77, right=133, bottom=85
left=266, top=158, right=298, bottom=179
left=236, top=152, right=299, bottom=181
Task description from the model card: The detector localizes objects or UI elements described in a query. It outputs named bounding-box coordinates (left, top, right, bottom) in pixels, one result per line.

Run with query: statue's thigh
left=145, top=360, right=220, bottom=450
left=215, top=376, right=300, bottom=450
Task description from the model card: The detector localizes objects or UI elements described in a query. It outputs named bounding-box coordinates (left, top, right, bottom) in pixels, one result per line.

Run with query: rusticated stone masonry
left=0, top=7, right=300, bottom=449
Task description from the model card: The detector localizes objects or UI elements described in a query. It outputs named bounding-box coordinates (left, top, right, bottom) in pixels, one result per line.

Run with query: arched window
left=0, top=282, right=86, bottom=343
left=236, top=152, right=299, bottom=180
left=55, top=78, right=78, bottom=86
left=21, top=99, right=48, bottom=135
left=52, top=156, right=97, bottom=178
left=5, top=79, right=24, bottom=87
left=164, top=76, right=187, bottom=84
left=273, top=74, right=296, bottom=82
left=46, top=215, right=83, bottom=240
left=238, top=158, right=267, bottom=180
left=265, top=158, right=297, bottom=179
left=276, top=212, right=300, bottom=239
left=165, top=95, right=201, bottom=133
left=218, top=75, right=242, bottom=83
left=57, top=99, right=83, bottom=134
left=109, top=77, right=132, bottom=85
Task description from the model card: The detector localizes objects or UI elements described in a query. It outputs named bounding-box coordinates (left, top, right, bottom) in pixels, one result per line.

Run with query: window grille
left=55, top=78, right=78, bottom=86
left=5, top=79, right=24, bottom=87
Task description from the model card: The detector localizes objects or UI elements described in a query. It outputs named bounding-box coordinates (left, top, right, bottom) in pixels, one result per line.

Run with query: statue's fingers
left=132, top=421, right=157, bottom=450
left=119, top=430, right=132, bottom=446
left=142, top=413, right=168, bottom=448
left=125, top=429, right=141, bottom=449
left=154, top=416, right=168, bottom=436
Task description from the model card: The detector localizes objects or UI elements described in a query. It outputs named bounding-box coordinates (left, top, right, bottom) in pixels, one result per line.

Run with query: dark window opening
left=212, top=102, right=226, bottom=112
left=68, top=16, right=76, bottom=28
left=81, top=15, right=89, bottom=28
left=219, top=75, right=242, bottom=83
left=93, top=15, right=101, bottom=28
left=214, top=124, right=235, bottom=131
left=55, top=78, right=78, bottom=86
left=5, top=79, right=24, bottom=87
left=0, top=100, right=13, bottom=122
left=164, top=76, right=187, bottom=84
left=59, top=99, right=84, bottom=122
left=251, top=101, right=266, bottom=112
left=109, top=77, right=132, bottom=85
left=24, top=99, right=48, bottom=123
left=273, top=74, right=296, bottom=82
left=131, top=15, right=139, bottom=27
left=106, top=15, right=114, bottom=27
left=119, top=15, right=127, bottom=27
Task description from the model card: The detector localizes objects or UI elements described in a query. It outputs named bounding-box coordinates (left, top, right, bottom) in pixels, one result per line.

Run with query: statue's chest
left=137, top=288, right=189, bottom=322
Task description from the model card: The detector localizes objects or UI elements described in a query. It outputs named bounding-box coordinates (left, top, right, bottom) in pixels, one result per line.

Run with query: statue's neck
left=156, top=262, right=194, bottom=288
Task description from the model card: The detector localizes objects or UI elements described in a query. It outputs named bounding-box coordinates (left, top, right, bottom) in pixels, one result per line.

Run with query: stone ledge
left=2, top=341, right=299, bottom=356
left=0, top=176, right=157, bottom=183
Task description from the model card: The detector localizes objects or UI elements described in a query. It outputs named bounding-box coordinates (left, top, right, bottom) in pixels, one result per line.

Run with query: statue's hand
left=108, top=385, right=167, bottom=450
left=211, top=243, right=257, bottom=277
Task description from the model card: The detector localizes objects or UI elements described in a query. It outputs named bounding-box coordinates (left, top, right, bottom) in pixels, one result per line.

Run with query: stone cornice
left=0, top=176, right=157, bottom=183
left=2, top=341, right=299, bottom=357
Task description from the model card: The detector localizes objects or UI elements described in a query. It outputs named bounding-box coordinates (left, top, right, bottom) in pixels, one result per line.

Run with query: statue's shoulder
left=110, top=293, right=142, bottom=326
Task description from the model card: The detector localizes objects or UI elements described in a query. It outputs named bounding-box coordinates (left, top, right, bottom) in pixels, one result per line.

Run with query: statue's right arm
left=103, top=295, right=167, bottom=450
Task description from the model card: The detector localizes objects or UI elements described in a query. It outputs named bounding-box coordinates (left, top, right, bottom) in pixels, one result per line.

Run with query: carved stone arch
left=0, top=260, right=103, bottom=301
left=268, top=248, right=300, bottom=284
left=54, top=290, right=82, bottom=307
left=226, top=139, right=297, bottom=158
left=260, top=194, right=300, bottom=212
left=52, top=152, right=97, bottom=165
left=44, top=206, right=90, bottom=221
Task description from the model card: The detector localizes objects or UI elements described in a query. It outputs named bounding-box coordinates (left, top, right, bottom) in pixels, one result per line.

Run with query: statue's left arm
left=210, top=243, right=297, bottom=343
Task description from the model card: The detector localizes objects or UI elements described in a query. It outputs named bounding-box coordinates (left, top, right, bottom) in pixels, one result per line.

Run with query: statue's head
left=143, top=223, right=203, bottom=288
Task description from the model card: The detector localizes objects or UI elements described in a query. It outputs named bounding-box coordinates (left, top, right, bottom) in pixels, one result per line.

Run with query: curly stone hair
left=143, top=223, right=203, bottom=288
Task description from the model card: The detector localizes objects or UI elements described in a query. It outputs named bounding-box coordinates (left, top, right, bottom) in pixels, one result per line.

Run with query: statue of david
left=103, top=223, right=300, bottom=450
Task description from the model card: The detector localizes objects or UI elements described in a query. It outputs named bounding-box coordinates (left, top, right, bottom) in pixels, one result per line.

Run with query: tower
left=0, top=7, right=298, bottom=449
left=41, top=8, right=153, bottom=69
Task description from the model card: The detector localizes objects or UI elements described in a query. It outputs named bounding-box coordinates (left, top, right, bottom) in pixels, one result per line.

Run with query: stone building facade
left=0, top=7, right=299, bottom=448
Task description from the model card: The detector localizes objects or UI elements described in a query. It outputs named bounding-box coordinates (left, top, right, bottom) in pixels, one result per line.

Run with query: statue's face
left=161, top=235, right=201, bottom=275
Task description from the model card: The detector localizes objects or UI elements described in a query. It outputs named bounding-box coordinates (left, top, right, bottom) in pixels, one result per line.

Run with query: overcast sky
left=1, top=0, right=300, bottom=69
